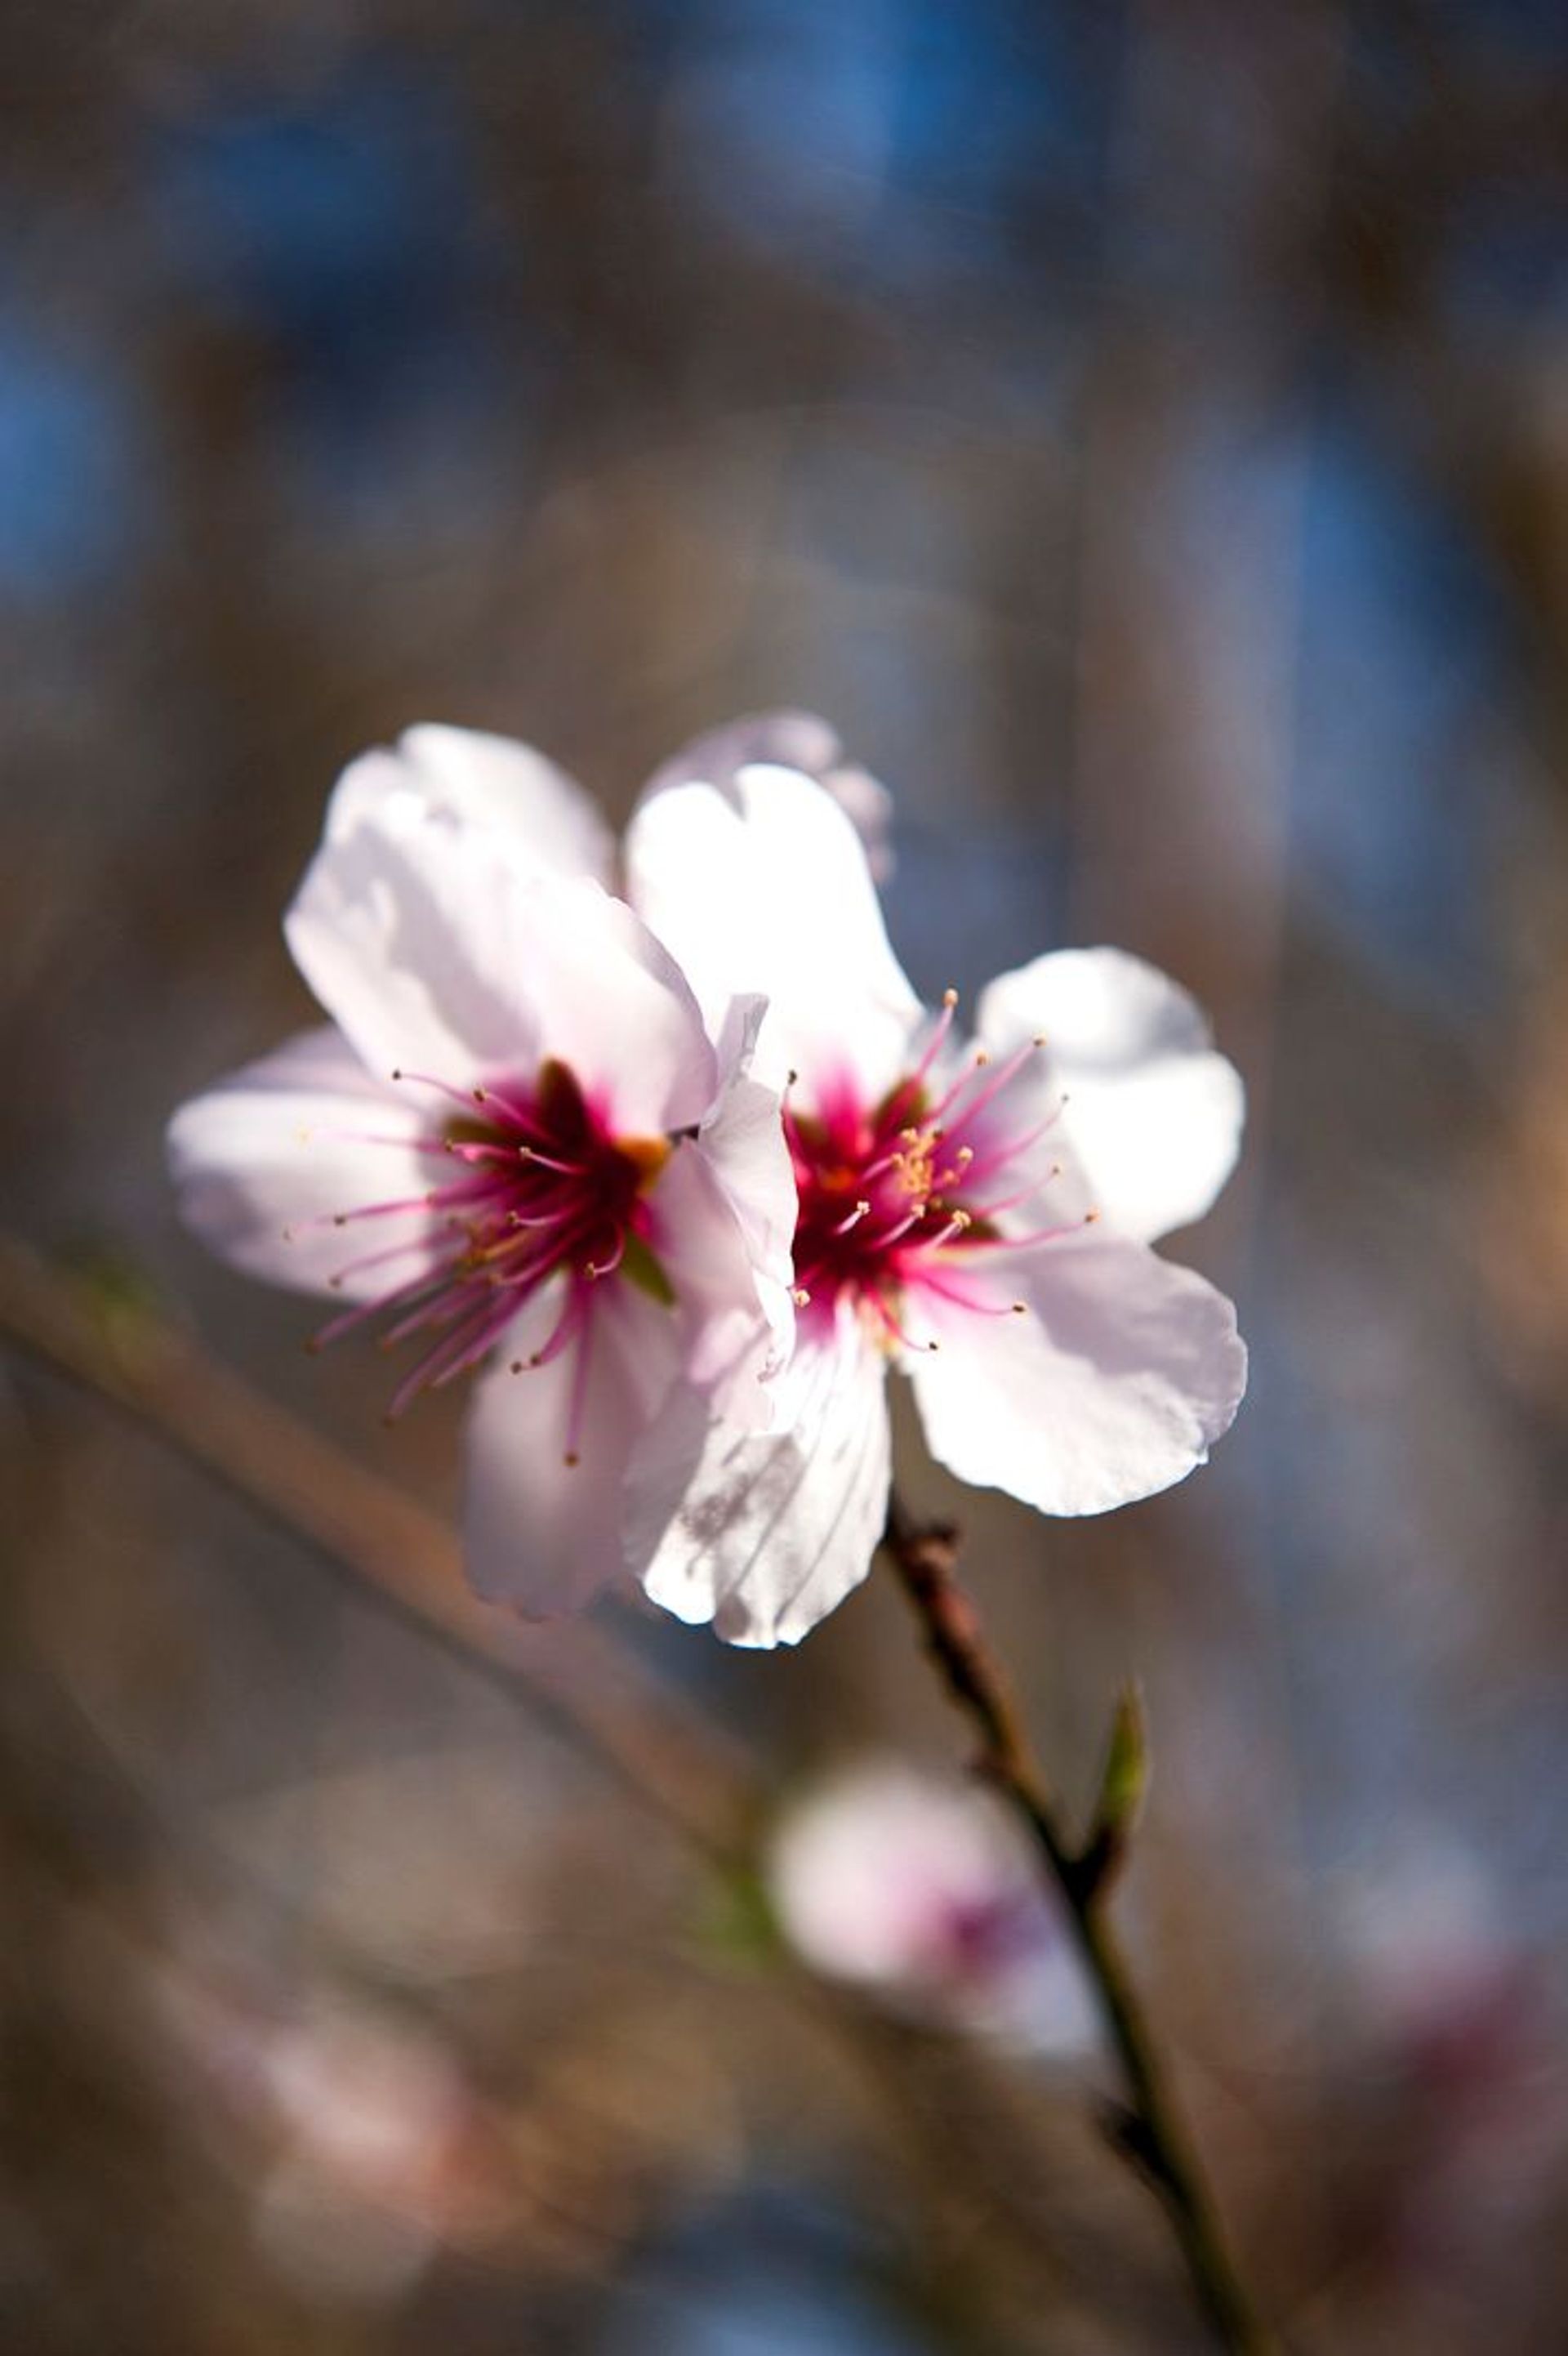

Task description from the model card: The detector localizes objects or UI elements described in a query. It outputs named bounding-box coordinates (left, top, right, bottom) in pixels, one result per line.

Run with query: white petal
left=167, top=1029, right=441, bottom=1300
left=641, top=710, right=894, bottom=877
left=285, top=783, right=550, bottom=1083
left=287, top=787, right=715, bottom=1132
left=695, top=993, right=799, bottom=1397
left=390, top=725, right=613, bottom=884
left=643, top=1138, right=785, bottom=1432
left=626, top=765, right=920, bottom=1099
left=629, top=1310, right=892, bottom=1649
left=510, top=877, right=719, bottom=1136
left=908, top=1237, right=1245, bottom=1517
left=322, top=727, right=611, bottom=890
left=978, top=949, right=1244, bottom=1243
left=464, top=1281, right=682, bottom=1618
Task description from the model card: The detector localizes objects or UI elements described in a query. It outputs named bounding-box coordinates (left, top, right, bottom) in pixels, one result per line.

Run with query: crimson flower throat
left=307, top=1056, right=669, bottom=1433
left=786, top=993, right=1084, bottom=1350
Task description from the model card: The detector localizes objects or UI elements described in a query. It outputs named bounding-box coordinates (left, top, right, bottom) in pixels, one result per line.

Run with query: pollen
left=617, top=1134, right=672, bottom=1188
left=783, top=1011, right=1071, bottom=1340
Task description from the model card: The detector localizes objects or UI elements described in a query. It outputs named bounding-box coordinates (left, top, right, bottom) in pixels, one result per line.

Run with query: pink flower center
left=786, top=995, right=1085, bottom=1351
left=308, top=1057, right=670, bottom=1437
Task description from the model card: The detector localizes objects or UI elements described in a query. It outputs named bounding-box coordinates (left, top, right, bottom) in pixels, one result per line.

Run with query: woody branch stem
left=881, top=1495, right=1272, bottom=2356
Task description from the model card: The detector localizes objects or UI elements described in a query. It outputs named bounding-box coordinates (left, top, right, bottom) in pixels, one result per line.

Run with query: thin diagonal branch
left=881, top=1495, right=1273, bottom=2356
left=0, top=1234, right=760, bottom=1862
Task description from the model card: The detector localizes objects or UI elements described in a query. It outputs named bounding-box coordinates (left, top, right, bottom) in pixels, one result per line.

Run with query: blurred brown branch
left=0, top=1233, right=762, bottom=1862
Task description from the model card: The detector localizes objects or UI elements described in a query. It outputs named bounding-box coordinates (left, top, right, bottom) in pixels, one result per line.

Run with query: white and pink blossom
left=170, top=715, right=1245, bottom=1648
left=768, top=1760, right=1098, bottom=2052
left=167, top=729, right=795, bottom=1616
left=625, top=759, right=1248, bottom=1646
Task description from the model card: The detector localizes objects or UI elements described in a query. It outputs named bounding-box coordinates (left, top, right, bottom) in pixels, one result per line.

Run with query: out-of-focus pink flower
left=1338, top=1843, right=1563, bottom=2277
left=150, top=1945, right=514, bottom=2305
left=167, top=728, right=795, bottom=1618
left=767, top=1760, right=1098, bottom=2052
left=625, top=760, right=1247, bottom=1645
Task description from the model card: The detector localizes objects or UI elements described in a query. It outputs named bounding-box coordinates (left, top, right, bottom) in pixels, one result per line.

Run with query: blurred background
left=5, top=1, right=1568, bottom=2348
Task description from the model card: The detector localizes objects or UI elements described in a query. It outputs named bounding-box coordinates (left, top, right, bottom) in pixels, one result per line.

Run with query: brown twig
left=881, top=1494, right=1273, bottom=2355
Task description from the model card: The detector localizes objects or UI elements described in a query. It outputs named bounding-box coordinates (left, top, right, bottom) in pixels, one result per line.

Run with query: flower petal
left=648, top=1134, right=791, bottom=1434
left=167, top=1029, right=441, bottom=1299
left=511, top=878, right=719, bottom=1136
left=693, top=992, right=799, bottom=1398
left=287, top=784, right=715, bottom=1131
left=978, top=949, right=1244, bottom=1243
left=628, top=1309, right=892, bottom=1648
left=625, top=765, right=920, bottom=1100
left=464, top=1280, right=682, bottom=1618
left=641, top=709, right=894, bottom=877
left=285, top=780, right=550, bottom=1084
left=391, top=725, right=614, bottom=884
left=907, top=1236, right=1245, bottom=1516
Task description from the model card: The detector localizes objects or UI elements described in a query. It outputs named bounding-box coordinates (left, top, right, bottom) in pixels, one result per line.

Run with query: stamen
left=323, top=1235, right=443, bottom=1292
left=308, top=1274, right=431, bottom=1352
left=297, top=1127, right=452, bottom=1158
left=867, top=1292, right=938, bottom=1354
left=383, top=1292, right=513, bottom=1419
left=390, top=1069, right=482, bottom=1111
left=956, top=1101, right=1067, bottom=1190
left=938, top=1035, right=1045, bottom=1131
left=884, top=987, right=960, bottom=1121
left=470, top=1079, right=540, bottom=1127
left=515, top=1145, right=595, bottom=1178
left=584, top=1229, right=627, bottom=1280
left=963, top=1216, right=1087, bottom=1252
left=915, top=1274, right=1031, bottom=1319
